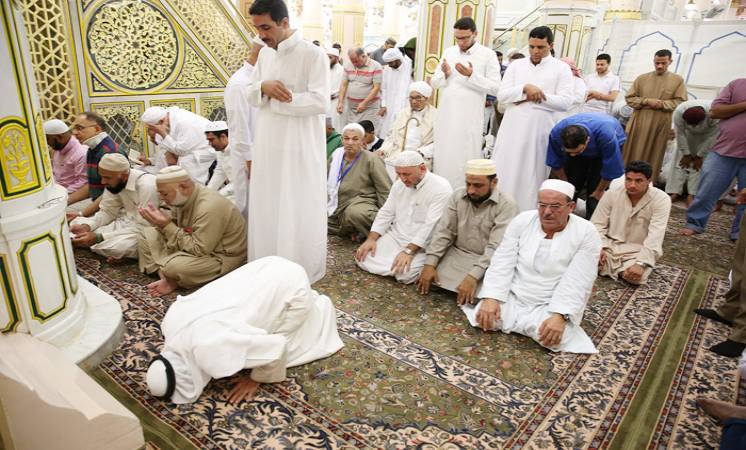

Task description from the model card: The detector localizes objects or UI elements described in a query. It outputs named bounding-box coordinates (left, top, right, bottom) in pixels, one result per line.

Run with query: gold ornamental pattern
left=168, top=45, right=224, bottom=90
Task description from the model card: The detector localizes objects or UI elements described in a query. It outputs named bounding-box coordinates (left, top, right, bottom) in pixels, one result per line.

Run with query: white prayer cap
left=98, top=153, right=130, bottom=172
left=341, top=122, right=365, bottom=137
left=382, top=47, right=403, bottom=63
left=326, top=47, right=340, bottom=57
left=43, top=119, right=69, bottom=135
left=204, top=120, right=228, bottom=133
left=465, top=159, right=496, bottom=176
left=506, top=47, right=519, bottom=59
left=146, top=358, right=170, bottom=398
left=539, top=179, right=575, bottom=199
left=156, top=166, right=191, bottom=184
left=408, top=81, right=433, bottom=98
left=141, top=106, right=167, bottom=125
left=395, top=150, right=425, bottom=167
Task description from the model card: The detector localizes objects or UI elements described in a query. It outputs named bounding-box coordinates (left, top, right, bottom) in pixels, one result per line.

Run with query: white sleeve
left=269, top=49, right=330, bottom=117
left=477, top=214, right=523, bottom=301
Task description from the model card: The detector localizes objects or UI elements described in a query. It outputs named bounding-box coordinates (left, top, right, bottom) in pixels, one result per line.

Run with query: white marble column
left=332, top=0, right=365, bottom=52
left=300, top=0, right=324, bottom=42
left=541, top=0, right=599, bottom=69
left=382, top=0, right=400, bottom=42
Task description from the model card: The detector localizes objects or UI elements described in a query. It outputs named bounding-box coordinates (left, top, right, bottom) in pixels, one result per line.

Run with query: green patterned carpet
left=80, top=204, right=742, bottom=449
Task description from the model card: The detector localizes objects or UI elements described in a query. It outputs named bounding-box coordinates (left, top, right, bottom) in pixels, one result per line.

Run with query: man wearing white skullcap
left=464, top=178, right=602, bottom=354
left=355, top=151, right=452, bottom=284
left=203, top=121, right=235, bottom=198
left=418, top=159, right=518, bottom=304
left=70, top=153, right=158, bottom=259
left=327, top=46, right=344, bottom=130
left=379, top=47, right=412, bottom=138
left=137, top=165, right=247, bottom=296
left=377, top=81, right=437, bottom=180
left=43, top=118, right=88, bottom=204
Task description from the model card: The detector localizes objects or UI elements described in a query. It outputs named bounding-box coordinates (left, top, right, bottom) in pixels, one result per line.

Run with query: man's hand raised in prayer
left=476, top=298, right=500, bottom=331
left=456, top=275, right=478, bottom=305
left=646, top=98, right=664, bottom=110
left=355, top=236, right=377, bottom=262
left=226, top=374, right=261, bottom=404
left=261, top=80, right=293, bottom=103
left=441, top=59, right=452, bottom=78
left=692, top=156, right=704, bottom=171
left=391, top=251, right=414, bottom=275
left=622, top=263, right=645, bottom=285
left=455, top=61, right=473, bottom=77
left=417, top=265, right=439, bottom=294
left=139, top=203, right=171, bottom=228
left=523, top=84, right=546, bottom=103
left=538, top=314, right=566, bottom=348
left=66, top=211, right=81, bottom=222
left=70, top=223, right=91, bottom=235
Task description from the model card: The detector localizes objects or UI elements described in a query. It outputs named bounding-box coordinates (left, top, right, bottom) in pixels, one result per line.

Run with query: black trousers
left=565, top=156, right=602, bottom=219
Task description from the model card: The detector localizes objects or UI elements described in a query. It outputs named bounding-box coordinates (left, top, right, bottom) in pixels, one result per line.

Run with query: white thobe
left=581, top=71, right=621, bottom=114
left=491, top=56, right=575, bottom=211
left=357, top=172, right=452, bottom=283
left=379, top=57, right=412, bottom=138
left=432, top=43, right=501, bottom=188
left=71, top=170, right=158, bottom=258
left=157, top=256, right=344, bottom=404
left=245, top=30, right=330, bottom=283
left=561, top=76, right=587, bottom=119
left=225, top=62, right=258, bottom=217
left=466, top=211, right=601, bottom=354
left=328, top=63, right=344, bottom=130
left=155, top=107, right=216, bottom=185
left=206, top=146, right=234, bottom=198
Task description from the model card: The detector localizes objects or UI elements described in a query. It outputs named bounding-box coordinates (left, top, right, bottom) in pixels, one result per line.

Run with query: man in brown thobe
left=623, top=49, right=687, bottom=179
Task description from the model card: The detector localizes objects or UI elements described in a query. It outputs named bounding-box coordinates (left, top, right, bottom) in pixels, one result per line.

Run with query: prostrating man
left=592, top=161, right=671, bottom=286
left=337, top=48, right=383, bottom=130
left=491, top=26, right=575, bottom=211
left=623, top=49, right=687, bottom=178
left=140, top=106, right=216, bottom=185
left=582, top=53, right=621, bottom=115
left=379, top=47, right=412, bottom=138
left=69, top=154, right=158, bottom=259
left=326, top=117, right=342, bottom=159
left=370, top=37, right=396, bottom=65
left=246, top=0, right=329, bottom=282
left=431, top=17, right=501, bottom=188
left=546, top=112, right=626, bottom=219
left=145, top=256, right=344, bottom=404
left=418, top=159, right=518, bottom=304
left=355, top=151, right=452, bottom=284
left=204, top=121, right=234, bottom=196
left=682, top=79, right=746, bottom=240
left=43, top=119, right=88, bottom=205
left=138, top=166, right=247, bottom=296
left=465, top=179, right=601, bottom=354
left=327, top=123, right=392, bottom=240
left=327, top=47, right=344, bottom=130
left=666, top=100, right=719, bottom=205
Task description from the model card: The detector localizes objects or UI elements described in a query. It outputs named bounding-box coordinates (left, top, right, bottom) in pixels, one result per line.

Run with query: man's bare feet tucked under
left=106, top=256, right=124, bottom=264
left=147, top=275, right=178, bottom=296
left=697, top=398, right=746, bottom=423
left=680, top=228, right=698, bottom=237
left=227, top=374, right=261, bottom=404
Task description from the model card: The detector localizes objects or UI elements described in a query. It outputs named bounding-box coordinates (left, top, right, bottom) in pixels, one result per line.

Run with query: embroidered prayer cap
left=382, top=47, right=403, bottom=63
left=539, top=179, right=575, bottom=199
left=341, top=122, right=365, bottom=137
left=465, top=159, right=496, bottom=176
left=204, top=120, right=228, bottom=133
left=682, top=106, right=706, bottom=125
left=156, top=166, right=192, bottom=184
left=395, top=150, right=425, bottom=167
left=408, top=81, right=433, bottom=98
left=98, top=153, right=130, bottom=172
left=141, top=106, right=168, bottom=125
left=43, top=119, right=69, bottom=135
left=326, top=47, right=340, bottom=57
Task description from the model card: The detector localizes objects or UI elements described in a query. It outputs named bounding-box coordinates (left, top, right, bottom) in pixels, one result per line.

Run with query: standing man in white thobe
left=491, top=26, right=575, bottom=211
left=465, top=179, right=601, bottom=354
left=432, top=17, right=501, bottom=189
left=245, top=0, right=330, bottom=283
left=559, top=57, right=587, bottom=118
left=355, top=151, right=452, bottom=284
left=379, top=47, right=412, bottom=138
left=327, top=47, right=344, bottom=130
left=581, top=53, right=621, bottom=115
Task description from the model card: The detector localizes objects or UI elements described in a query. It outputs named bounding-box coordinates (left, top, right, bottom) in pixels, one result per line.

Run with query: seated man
left=69, top=154, right=158, bottom=260
left=43, top=119, right=88, bottom=206
left=328, top=123, right=392, bottom=240
left=591, top=161, right=671, bottom=286
left=355, top=151, right=452, bottom=283
left=360, top=120, right=384, bottom=152
left=326, top=117, right=342, bottom=160
left=467, top=179, right=601, bottom=354
left=137, top=166, right=247, bottom=296
left=204, top=121, right=234, bottom=197
left=418, top=159, right=518, bottom=304
left=145, top=256, right=344, bottom=404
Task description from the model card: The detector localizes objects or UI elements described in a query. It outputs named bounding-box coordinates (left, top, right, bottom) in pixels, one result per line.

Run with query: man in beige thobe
left=138, top=166, right=247, bottom=296
left=591, top=161, right=671, bottom=286
left=418, top=159, right=518, bottom=304
left=623, top=49, right=687, bottom=179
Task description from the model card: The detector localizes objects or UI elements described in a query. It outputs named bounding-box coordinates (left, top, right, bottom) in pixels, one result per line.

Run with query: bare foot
left=714, top=200, right=723, bottom=212
left=227, top=375, right=261, bottom=404
left=106, top=256, right=123, bottom=264
left=680, top=228, right=698, bottom=237
left=697, top=398, right=746, bottom=422
left=146, top=278, right=178, bottom=296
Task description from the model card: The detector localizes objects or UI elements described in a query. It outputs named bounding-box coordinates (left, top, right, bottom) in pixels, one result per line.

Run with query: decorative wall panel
left=150, top=98, right=195, bottom=112
left=90, top=102, right=146, bottom=155
left=167, top=44, right=224, bottom=90
left=17, top=233, right=69, bottom=323
left=200, top=97, right=227, bottom=121
left=0, top=117, right=42, bottom=200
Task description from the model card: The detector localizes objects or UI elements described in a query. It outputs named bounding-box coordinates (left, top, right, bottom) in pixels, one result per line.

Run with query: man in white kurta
left=245, top=3, right=330, bottom=283
left=379, top=48, right=412, bottom=138
left=559, top=57, right=587, bottom=118
left=465, top=179, right=601, bottom=354
left=145, top=256, right=344, bottom=404
left=355, top=151, right=452, bottom=284
left=204, top=121, right=234, bottom=197
left=70, top=154, right=158, bottom=259
left=491, top=26, right=575, bottom=211
left=581, top=54, right=621, bottom=115
left=140, top=106, right=216, bottom=185
left=432, top=17, right=501, bottom=188
left=327, top=47, right=344, bottom=130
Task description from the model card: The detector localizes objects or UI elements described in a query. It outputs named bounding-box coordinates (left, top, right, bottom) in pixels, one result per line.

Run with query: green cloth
left=327, top=132, right=342, bottom=159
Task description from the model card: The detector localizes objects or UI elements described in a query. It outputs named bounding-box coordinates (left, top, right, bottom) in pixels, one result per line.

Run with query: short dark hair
left=385, top=37, right=397, bottom=46
left=560, top=125, right=588, bottom=149
left=495, top=50, right=503, bottom=57
left=510, top=53, right=525, bottom=61
left=596, top=53, right=611, bottom=63
left=454, top=17, right=477, bottom=32
left=80, top=111, right=107, bottom=131
left=625, top=160, right=653, bottom=179
left=332, top=43, right=341, bottom=49
left=205, top=129, right=229, bottom=138
left=249, top=0, right=288, bottom=22
left=528, top=26, right=554, bottom=45
left=654, top=49, right=672, bottom=59
left=358, top=120, right=375, bottom=134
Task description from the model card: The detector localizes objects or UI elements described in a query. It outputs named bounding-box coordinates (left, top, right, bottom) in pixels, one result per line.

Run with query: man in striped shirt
left=337, top=48, right=383, bottom=131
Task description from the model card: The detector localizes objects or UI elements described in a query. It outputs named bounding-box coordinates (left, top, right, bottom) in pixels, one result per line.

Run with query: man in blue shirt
left=546, top=113, right=626, bottom=218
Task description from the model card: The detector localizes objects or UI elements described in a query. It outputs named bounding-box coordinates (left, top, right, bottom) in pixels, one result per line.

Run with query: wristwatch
left=403, top=248, right=414, bottom=256
left=636, top=261, right=651, bottom=269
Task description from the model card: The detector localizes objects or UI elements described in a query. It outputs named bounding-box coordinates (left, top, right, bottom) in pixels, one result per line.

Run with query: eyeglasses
left=409, top=95, right=426, bottom=101
left=537, top=202, right=570, bottom=212
left=71, top=124, right=96, bottom=131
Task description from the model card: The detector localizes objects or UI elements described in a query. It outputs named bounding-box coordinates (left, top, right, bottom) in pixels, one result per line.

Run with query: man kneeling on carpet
left=145, top=256, right=344, bottom=404
left=463, top=179, right=601, bottom=354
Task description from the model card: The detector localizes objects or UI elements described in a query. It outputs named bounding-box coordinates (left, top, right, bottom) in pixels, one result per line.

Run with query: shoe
left=709, top=339, right=746, bottom=357
left=694, top=308, right=733, bottom=326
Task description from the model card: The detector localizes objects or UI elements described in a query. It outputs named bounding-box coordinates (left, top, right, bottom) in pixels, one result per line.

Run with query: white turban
left=43, top=119, right=69, bottom=135
left=98, top=153, right=130, bottom=172
left=394, top=150, right=425, bottom=167
left=465, top=159, right=496, bottom=176
left=341, top=123, right=365, bottom=137
left=204, top=120, right=228, bottom=133
left=141, top=106, right=167, bottom=125
left=326, top=47, right=340, bottom=57
left=408, top=81, right=433, bottom=98
left=539, top=179, right=575, bottom=199
left=382, top=47, right=403, bottom=63
left=156, top=166, right=191, bottom=184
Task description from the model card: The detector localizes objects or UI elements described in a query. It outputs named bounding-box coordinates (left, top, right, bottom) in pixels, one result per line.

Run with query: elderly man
left=379, top=47, right=412, bottom=138
left=355, top=151, right=452, bottom=283
left=44, top=119, right=88, bottom=205
left=138, top=166, right=247, bottom=296
left=465, top=179, right=601, bottom=354
left=327, top=123, right=392, bottom=240
left=69, top=154, right=158, bottom=260
left=337, top=48, right=383, bottom=131
left=204, top=121, right=234, bottom=197
left=145, top=256, right=344, bottom=404
left=592, top=161, right=671, bottom=286
left=418, top=159, right=518, bottom=304
left=140, top=106, right=216, bottom=185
